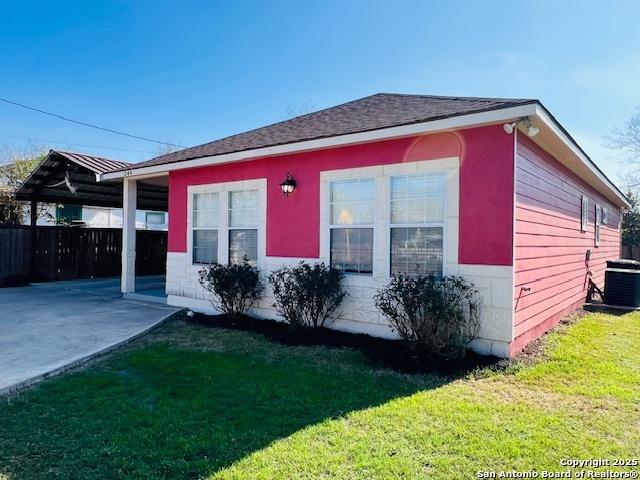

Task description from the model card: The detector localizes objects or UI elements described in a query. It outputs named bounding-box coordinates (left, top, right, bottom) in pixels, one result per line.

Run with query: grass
left=0, top=311, right=638, bottom=479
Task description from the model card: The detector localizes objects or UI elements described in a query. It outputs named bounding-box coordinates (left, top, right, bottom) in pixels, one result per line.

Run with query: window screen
left=229, top=229, right=258, bottom=264
left=229, top=190, right=258, bottom=227
left=390, top=227, right=443, bottom=277
left=194, top=193, right=218, bottom=228
left=193, top=230, right=219, bottom=264
left=330, top=228, right=374, bottom=274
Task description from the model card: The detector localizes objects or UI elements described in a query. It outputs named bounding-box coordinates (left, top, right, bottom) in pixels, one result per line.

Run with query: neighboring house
left=100, top=93, right=628, bottom=358
left=14, top=150, right=168, bottom=230
left=35, top=203, right=167, bottom=230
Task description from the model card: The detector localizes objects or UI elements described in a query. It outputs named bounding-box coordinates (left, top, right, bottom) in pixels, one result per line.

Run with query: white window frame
left=187, top=179, right=267, bottom=268
left=388, top=172, right=446, bottom=278
left=329, top=178, right=375, bottom=275
left=602, top=206, right=608, bottom=226
left=581, top=195, right=589, bottom=232
left=228, top=189, right=260, bottom=265
left=319, top=157, right=459, bottom=286
left=145, top=211, right=166, bottom=227
left=191, top=192, right=219, bottom=264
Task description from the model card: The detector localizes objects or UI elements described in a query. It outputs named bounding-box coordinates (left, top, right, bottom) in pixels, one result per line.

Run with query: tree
left=622, top=190, right=640, bottom=246
left=153, top=142, right=182, bottom=157
left=607, top=106, right=640, bottom=186
left=284, top=103, right=316, bottom=120
left=0, top=146, right=47, bottom=224
left=607, top=107, right=640, bottom=247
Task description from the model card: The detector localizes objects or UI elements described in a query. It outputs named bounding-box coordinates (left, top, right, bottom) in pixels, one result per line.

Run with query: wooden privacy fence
left=0, top=225, right=167, bottom=287
left=621, top=245, right=640, bottom=262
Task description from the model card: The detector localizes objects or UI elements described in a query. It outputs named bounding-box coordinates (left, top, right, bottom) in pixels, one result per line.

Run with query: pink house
left=102, top=94, right=629, bottom=358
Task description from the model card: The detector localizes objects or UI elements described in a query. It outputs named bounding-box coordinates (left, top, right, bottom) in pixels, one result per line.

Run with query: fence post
left=29, top=200, right=37, bottom=280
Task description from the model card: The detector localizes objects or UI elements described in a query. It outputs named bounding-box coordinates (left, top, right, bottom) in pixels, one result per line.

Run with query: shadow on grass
left=190, top=312, right=501, bottom=375
left=0, top=322, right=449, bottom=480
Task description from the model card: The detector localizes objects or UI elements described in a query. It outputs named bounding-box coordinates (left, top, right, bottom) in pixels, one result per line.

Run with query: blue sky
left=1, top=1, right=639, bottom=183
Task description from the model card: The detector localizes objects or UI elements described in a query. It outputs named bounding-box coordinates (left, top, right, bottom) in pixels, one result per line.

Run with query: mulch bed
left=186, top=312, right=500, bottom=376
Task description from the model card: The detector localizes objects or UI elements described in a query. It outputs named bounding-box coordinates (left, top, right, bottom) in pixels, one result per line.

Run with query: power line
left=0, top=97, right=187, bottom=149
left=0, top=133, right=155, bottom=154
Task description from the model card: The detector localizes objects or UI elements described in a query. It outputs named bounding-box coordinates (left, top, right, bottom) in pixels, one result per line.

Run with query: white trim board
left=100, top=102, right=627, bottom=208
left=101, top=105, right=538, bottom=180
left=186, top=178, right=267, bottom=269
left=319, top=157, right=459, bottom=281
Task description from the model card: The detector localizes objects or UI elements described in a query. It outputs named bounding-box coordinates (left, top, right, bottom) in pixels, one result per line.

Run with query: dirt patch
left=514, top=308, right=588, bottom=367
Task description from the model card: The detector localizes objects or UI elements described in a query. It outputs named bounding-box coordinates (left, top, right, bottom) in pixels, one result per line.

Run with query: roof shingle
left=113, top=93, right=537, bottom=172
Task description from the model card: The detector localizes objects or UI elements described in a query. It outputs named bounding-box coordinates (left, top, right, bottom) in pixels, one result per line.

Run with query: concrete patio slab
left=0, top=276, right=180, bottom=396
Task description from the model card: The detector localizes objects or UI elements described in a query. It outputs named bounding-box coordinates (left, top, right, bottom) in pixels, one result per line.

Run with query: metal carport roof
left=14, top=150, right=167, bottom=211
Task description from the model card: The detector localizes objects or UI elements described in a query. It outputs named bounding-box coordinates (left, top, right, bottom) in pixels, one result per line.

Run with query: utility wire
left=0, top=97, right=187, bottom=149
left=0, top=133, right=155, bottom=154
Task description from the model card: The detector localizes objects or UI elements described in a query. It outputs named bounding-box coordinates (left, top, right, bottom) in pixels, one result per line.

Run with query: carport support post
left=121, top=178, right=136, bottom=293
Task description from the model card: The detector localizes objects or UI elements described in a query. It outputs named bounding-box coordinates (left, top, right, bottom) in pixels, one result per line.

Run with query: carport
left=11, top=150, right=169, bottom=292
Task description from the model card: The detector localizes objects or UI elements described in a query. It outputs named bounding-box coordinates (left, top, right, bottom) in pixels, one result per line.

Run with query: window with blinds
left=229, top=190, right=258, bottom=264
left=390, top=172, right=445, bottom=277
left=192, top=193, right=219, bottom=264
left=329, top=179, right=374, bottom=274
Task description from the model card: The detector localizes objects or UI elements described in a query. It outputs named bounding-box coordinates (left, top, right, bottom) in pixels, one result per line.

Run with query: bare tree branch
left=0, top=145, right=48, bottom=224
left=605, top=107, right=640, bottom=159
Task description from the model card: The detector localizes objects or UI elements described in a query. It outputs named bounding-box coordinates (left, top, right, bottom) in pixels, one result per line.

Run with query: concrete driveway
left=0, top=277, right=179, bottom=395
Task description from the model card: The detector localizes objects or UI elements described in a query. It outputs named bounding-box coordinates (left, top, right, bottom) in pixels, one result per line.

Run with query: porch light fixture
left=279, top=173, right=297, bottom=197
left=503, top=117, right=539, bottom=138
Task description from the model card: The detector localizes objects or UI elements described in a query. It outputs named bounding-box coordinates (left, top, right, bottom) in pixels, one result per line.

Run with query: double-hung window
left=228, top=190, right=258, bottom=265
left=390, top=172, right=445, bottom=277
left=192, top=193, right=219, bottom=264
left=329, top=179, right=374, bottom=274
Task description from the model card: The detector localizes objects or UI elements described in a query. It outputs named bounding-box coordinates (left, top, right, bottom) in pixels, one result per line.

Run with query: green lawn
left=0, top=311, right=638, bottom=479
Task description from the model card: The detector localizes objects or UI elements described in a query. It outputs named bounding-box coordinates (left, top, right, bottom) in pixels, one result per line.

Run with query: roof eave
left=100, top=102, right=629, bottom=209
left=101, top=103, right=540, bottom=181
left=531, top=104, right=630, bottom=208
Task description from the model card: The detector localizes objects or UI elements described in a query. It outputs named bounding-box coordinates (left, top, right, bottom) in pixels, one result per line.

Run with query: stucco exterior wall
left=165, top=125, right=517, bottom=357
left=167, top=125, right=516, bottom=265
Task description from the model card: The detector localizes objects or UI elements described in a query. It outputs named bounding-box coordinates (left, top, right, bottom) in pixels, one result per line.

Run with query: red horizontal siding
left=513, top=135, right=622, bottom=352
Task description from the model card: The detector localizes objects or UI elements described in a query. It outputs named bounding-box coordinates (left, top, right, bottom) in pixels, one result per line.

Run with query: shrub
left=268, top=261, right=347, bottom=328
left=198, top=258, right=263, bottom=318
left=374, top=274, right=481, bottom=357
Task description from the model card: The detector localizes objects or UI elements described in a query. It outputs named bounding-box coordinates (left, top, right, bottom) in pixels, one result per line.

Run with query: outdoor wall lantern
left=279, top=173, right=297, bottom=198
